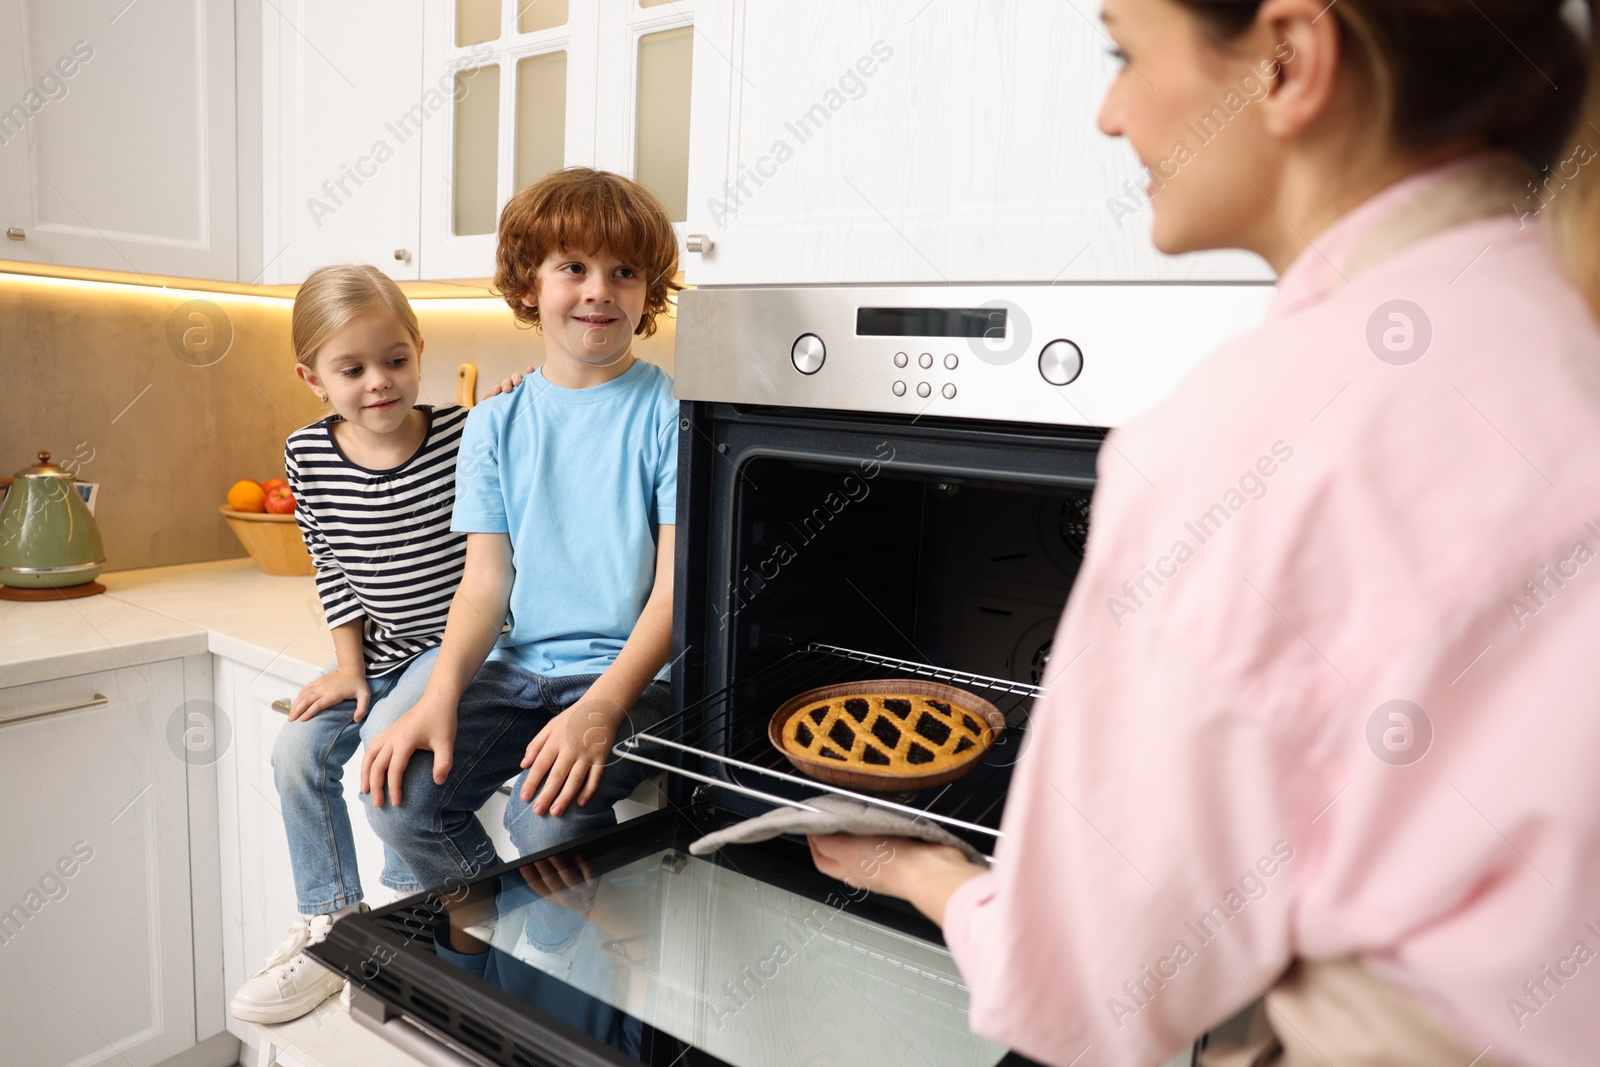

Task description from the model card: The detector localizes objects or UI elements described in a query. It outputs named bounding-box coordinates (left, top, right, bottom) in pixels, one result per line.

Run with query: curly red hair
left=494, top=168, right=681, bottom=337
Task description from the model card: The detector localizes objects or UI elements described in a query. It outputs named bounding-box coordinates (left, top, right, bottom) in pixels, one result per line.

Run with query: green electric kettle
left=0, top=451, right=106, bottom=597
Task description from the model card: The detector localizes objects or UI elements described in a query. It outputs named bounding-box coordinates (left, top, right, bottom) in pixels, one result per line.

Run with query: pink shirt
left=943, top=164, right=1600, bottom=1066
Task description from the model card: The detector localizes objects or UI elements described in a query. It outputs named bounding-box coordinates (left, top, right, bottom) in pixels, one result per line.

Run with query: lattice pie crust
left=780, top=693, right=994, bottom=775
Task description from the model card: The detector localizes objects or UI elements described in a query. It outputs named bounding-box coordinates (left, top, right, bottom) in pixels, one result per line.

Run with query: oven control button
left=892, top=381, right=907, bottom=396
left=944, top=353, right=959, bottom=370
left=893, top=352, right=908, bottom=368
left=918, top=352, right=934, bottom=369
left=916, top=382, right=932, bottom=398
left=1039, top=339, right=1084, bottom=386
left=942, top=383, right=957, bottom=399
left=792, top=333, right=826, bottom=375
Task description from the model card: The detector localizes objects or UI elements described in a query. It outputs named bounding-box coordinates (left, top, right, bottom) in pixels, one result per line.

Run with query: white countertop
left=0, top=559, right=333, bottom=688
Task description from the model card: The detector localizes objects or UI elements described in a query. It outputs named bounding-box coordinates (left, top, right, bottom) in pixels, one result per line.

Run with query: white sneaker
left=229, top=914, right=346, bottom=1024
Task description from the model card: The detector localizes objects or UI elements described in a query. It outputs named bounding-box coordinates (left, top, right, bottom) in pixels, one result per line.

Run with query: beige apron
left=1201, top=158, right=1527, bottom=1067
left=1197, top=958, right=1501, bottom=1067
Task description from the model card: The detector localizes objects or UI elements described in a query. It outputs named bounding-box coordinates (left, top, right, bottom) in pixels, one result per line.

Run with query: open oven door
left=311, top=808, right=1065, bottom=1067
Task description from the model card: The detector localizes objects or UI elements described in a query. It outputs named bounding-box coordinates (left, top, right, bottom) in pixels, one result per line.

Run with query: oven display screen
left=856, top=306, right=1006, bottom=339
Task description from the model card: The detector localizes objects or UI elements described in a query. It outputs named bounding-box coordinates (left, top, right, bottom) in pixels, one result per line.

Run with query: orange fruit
left=227, top=480, right=267, bottom=512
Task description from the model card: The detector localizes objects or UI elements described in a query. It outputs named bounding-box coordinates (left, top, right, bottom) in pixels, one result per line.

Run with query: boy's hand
left=519, top=697, right=627, bottom=816
left=289, top=668, right=369, bottom=722
left=361, top=692, right=459, bottom=807
left=485, top=365, right=538, bottom=398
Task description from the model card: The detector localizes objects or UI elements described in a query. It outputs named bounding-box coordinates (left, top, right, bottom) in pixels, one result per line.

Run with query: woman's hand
left=485, top=365, right=538, bottom=398
left=519, top=696, right=627, bottom=816
left=809, top=834, right=986, bottom=926
left=360, top=692, right=459, bottom=806
left=289, top=668, right=369, bottom=722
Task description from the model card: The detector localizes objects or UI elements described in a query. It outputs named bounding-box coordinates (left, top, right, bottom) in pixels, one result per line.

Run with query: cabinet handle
left=5, top=227, right=24, bottom=241
left=685, top=233, right=714, bottom=254
left=271, top=698, right=292, bottom=715
left=2, top=693, right=109, bottom=728
left=393, top=248, right=412, bottom=263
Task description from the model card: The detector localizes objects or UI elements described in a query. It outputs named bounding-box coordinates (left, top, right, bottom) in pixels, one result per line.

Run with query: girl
left=812, top=1, right=1600, bottom=1065
left=229, top=264, right=470, bottom=1023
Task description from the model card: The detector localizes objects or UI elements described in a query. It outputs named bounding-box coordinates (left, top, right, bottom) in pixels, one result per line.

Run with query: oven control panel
left=678, top=284, right=1273, bottom=428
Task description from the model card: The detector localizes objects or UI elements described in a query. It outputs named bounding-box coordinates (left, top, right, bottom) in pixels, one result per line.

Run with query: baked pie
left=779, top=691, right=996, bottom=777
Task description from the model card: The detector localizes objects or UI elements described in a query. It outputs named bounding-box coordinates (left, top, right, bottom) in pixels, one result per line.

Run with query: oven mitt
left=688, top=793, right=991, bottom=867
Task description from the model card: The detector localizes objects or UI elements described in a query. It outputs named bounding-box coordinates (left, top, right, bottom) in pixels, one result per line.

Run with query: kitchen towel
left=688, top=793, right=991, bottom=867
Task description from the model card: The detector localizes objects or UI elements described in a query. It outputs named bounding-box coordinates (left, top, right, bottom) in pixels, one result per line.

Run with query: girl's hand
left=485, top=365, right=538, bottom=398
left=519, top=697, right=627, bottom=816
left=289, top=668, right=369, bottom=722
left=361, top=692, right=459, bottom=807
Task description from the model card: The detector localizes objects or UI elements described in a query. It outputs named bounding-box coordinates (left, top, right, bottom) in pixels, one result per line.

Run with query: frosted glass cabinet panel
left=520, top=0, right=570, bottom=33
left=635, top=26, right=694, bottom=222
left=516, top=52, right=570, bottom=191
left=421, top=0, right=681, bottom=278
left=453, top=64, right=502, bottom=236
left=457, top=0, right=502, bottom=45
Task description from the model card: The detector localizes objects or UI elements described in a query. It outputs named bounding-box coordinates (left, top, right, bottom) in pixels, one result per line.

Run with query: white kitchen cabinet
left=0, top=661, right=199, bottom=1067
left=681, top=0, right=1273, bottom=286
left=213, top=653, right=518, bottom=1042
left=0, top=0, right=237, bottom=278
left=257, top=1, right=426, bottom=286
left=214, top=654, right=315, bottom=1044
left=417, top=0, right=694, bottom=278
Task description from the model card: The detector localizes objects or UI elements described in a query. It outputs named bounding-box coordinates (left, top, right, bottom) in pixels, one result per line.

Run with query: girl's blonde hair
left=291, top=264, right=422, bottom=368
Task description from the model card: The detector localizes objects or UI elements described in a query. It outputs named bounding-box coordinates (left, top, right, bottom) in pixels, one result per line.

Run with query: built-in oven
left=311, top=283, right=1274, bottom=1067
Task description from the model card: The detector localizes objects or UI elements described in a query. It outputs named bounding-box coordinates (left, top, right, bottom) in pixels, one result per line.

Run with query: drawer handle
left=272, top=699, right=292, bottom=716
left=685, top=233, right=714, bottom=254
left=5, top=227, right=24, bottom=241
left=3, top=693, right=109, bottom=728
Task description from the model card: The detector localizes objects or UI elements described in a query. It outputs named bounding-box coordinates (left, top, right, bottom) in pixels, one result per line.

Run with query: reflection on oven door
left=443, top=847, right=1007, bottom=1067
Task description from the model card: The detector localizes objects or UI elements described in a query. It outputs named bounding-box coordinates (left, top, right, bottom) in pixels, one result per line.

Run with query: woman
left=811, top=1, right=1600, bottom=1064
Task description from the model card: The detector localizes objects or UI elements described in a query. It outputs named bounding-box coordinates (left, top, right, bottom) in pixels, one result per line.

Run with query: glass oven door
left=314, top=811, right=1032, bottom=1067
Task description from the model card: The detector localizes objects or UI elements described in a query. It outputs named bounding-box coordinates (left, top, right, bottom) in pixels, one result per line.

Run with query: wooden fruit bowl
left=769, top=679, right=1006, bottom=793
left=218, top=506, right=314, bottom=577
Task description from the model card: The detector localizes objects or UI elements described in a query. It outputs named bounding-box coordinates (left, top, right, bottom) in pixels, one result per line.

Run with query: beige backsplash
left=0, top=273, right=677, bottom=572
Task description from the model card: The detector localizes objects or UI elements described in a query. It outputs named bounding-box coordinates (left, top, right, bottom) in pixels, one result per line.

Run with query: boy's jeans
left=271, top=646, right=439, bottom=914
left=364, top=660, right=671, bottom=893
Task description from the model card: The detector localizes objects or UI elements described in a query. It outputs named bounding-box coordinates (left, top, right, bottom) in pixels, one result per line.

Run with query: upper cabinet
left=416, top=0, right=599, bottom=279
left=416, top=0, right=694, bottom=279
left=258, top=1, right=426, bottom=285
left=0, top=0, right=237, bottom=279
left=680, top=0, right=1273, bottom=287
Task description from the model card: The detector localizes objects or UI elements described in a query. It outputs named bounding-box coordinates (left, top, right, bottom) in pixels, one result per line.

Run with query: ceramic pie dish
left=768, top=679, right=1006, bottom=792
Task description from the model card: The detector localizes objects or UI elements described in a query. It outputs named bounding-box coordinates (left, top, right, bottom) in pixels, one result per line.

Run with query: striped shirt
left=284, top=404, right=469, bottom=677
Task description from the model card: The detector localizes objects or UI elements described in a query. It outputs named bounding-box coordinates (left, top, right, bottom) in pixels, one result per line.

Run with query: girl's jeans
left=271, top=646, right=438, bottom=914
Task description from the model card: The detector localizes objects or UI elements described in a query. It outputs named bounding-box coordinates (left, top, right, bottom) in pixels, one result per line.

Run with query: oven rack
left=615, top=642, right=1042, bottom=845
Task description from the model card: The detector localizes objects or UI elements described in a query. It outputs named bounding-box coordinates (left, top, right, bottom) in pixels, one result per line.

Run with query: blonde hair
left=292, top=264, right=423, bottom=368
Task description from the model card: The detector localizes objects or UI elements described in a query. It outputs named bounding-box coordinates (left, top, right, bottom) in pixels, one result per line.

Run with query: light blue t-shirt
left=450, top=358, right=678, bottom=678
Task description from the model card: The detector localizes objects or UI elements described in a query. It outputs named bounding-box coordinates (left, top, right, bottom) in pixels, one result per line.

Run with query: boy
left=360, top=168, right=680, bottom=887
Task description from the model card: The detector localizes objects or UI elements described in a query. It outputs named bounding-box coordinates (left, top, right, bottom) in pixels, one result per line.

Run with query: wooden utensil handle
left=456, top=363, right=478, bottom=408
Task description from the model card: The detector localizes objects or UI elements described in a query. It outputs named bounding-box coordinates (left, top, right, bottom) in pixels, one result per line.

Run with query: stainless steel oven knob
left=792, top=333, right=826, bottom=375
left=1039, top=339, right=1084, bottom=386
